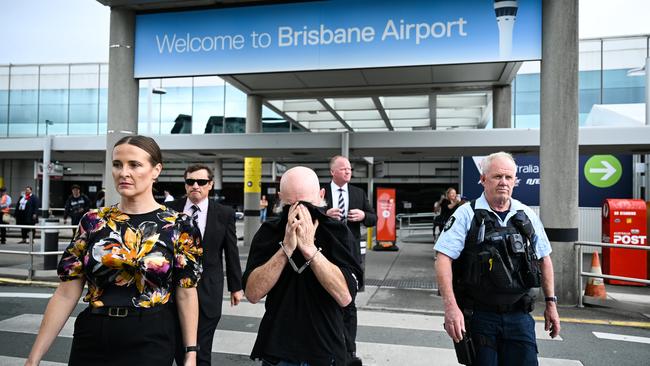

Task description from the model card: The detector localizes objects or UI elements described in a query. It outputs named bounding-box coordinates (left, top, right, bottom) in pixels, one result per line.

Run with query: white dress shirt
left=330, top=181, right=349, bottom=217
left=183, top=198, right=209, bottom=238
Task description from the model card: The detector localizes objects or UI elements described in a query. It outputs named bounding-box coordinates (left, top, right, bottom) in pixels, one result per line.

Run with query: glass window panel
left=225, top=83, right=247, bottom=133
left=513, top=72, right=540, bottom=128
left=38, top=65, right=69, bottom=136
left=138, top=79, right=164, bottom=135
left=579, top=40, right=602, bottom=72
left=9, top=66, right=39, bottom=136
left=0, top=66, right=9, bottom=137
left=193, top=76, right=224, bottom=134
left=69, top=64, right=101, bottom=135
left=99, top=64, right=108, bottom=135
left=161, top=77, right=193, bottom=135
left=262, top=106, right=289, bottom=133
left=603, top=38, right=646, bottom=105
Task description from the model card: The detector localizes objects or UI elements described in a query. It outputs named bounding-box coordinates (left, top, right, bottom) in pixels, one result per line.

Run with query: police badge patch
left=443, top=216, right=455, bottom=231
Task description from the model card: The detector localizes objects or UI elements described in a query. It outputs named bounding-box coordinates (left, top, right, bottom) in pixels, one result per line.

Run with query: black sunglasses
left=185, top=179, right=211, bottom=186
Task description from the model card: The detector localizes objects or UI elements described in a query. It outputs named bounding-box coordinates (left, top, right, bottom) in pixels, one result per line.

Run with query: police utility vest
left=452, top=201, right=542, bottom=307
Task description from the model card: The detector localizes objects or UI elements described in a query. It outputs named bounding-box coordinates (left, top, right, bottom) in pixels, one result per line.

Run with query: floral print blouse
left=57, top=205, right=202, bottom=308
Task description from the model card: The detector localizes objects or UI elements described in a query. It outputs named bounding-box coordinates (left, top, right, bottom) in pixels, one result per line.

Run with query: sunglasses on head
left=185, top=179, right=211, bottom=186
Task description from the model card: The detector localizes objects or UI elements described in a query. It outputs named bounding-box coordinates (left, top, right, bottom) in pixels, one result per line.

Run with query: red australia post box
left=601, top=199, right=648, bottom=285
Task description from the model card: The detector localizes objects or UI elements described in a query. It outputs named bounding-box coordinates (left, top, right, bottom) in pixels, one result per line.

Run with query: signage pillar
left=244, top=95, right=262, bottom=246
left=243, top=157, right=262, bottom=246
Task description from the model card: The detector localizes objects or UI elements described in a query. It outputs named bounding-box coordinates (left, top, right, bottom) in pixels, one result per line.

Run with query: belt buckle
left=108, top=307, right=128, bottom=317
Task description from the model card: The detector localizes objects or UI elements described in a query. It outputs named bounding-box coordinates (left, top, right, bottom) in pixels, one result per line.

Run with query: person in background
left=433, top=187, right=462, bottom=242
left=324, top=155, right=376, bottom=366
left=14, top=186, right=39, bottom=244
left=244, top=166, right=362, bottom=366
left=164, top=190, right=175, bottom=203
left=259, top=195, right=268, bottom=222
left=64, top=184, right=90, bottom=237
left=169, top=164, right=243, bottom=366
left=95, top=190, right=105, bottom=209
left=25, top=135, right=202, bottom=366
left=0, top=187, right=12, bottom=244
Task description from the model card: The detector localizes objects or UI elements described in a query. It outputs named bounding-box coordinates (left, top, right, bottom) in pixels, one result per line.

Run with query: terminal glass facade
left=512, top=35, right=649, bottom=127
left=0, top=35, right=647, bottom=137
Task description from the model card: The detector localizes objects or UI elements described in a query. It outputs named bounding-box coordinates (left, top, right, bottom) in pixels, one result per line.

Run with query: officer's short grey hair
left=480, top=152, right=517, bottom=175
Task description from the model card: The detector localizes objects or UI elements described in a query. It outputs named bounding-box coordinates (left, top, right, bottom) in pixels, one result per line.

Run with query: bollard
left=42, top=218, right=59, bottom=270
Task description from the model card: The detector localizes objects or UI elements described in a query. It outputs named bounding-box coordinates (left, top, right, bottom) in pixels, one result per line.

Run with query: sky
left=0, top=0, right=649, bottom=64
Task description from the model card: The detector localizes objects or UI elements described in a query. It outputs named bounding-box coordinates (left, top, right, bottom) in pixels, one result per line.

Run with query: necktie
left=338, top=188, right=346, bottom=221
left=190, top=205, right=200, bottom=226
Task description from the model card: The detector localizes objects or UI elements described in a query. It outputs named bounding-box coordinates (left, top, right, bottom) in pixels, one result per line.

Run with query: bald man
left=243, top=166, right=363, bottom=366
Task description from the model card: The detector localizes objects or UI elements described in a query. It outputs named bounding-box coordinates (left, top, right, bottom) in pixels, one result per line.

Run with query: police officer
left=434, top=152, right=560, bottom=365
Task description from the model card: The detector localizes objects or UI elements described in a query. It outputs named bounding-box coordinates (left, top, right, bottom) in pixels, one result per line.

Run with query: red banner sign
left=376, top=188, right=396, bottom=242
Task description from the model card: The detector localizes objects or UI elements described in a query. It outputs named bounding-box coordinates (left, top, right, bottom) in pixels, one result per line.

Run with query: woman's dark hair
left=113, top=135, right=163, bottom=166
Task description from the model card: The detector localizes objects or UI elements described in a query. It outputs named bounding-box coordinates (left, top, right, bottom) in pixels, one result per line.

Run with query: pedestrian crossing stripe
left=592, top=331, right=650, bottom=345
left=0, top=355, right=66, bottom=366
left=0, top=312, right=577, bottom=366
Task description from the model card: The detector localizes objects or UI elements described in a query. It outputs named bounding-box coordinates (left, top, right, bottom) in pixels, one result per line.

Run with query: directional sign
left=584, top=155, right=622, bottom=188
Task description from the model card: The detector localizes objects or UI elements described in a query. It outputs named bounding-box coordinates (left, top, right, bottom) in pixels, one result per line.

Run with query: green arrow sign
left=584, top=155, right=622, bottom=188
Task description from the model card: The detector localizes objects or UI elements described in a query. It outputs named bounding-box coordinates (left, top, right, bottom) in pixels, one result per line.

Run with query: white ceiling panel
left=303, top=121, right=344, bottom=129
left=296, top=111, right=335, bottom=121
left=329, top=98, right=375, bottom=110
left=282, top=99, right=324, bottom=112
left=391, top=119, right=431, bottom=128
left=437, top=118, right=481, bottom=127
left=381, top=95, right=429, bottom=109
left=347, top=120, right=387, bottom=129
left=340, top=110, right=381, bottom=120
left=437, top=107, right=484, bottom=118
left=387, top=108, right=429, bottom=119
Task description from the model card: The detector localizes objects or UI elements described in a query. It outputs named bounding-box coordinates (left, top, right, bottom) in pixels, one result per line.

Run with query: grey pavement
left=1, top=222, right=649, bottom=324
left=1, top=223, right=650, bottom=365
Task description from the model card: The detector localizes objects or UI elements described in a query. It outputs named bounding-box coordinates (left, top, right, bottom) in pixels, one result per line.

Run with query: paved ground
left=0, top=223, right=649, bottom=365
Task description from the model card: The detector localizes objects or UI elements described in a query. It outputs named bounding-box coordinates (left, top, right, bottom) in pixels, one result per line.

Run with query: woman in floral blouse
left=26, top=135, right=202, bottom=366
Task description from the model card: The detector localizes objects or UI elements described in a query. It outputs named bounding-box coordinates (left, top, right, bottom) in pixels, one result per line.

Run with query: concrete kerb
left=0, top=277, right=59, bottom=288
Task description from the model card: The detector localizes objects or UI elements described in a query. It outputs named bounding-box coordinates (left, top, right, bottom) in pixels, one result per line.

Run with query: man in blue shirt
left=434, top=152, right=561, bottom=365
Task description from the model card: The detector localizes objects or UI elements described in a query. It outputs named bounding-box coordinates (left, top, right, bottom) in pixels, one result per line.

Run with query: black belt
left=88, top=304, right=168, bottom=318
left=460, top=295, right=531, bottom=314
left=469, top=302, right=525, bottom=314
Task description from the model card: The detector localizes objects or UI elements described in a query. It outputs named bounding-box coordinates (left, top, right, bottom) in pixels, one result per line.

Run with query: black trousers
left=0, top=214, right=6, bottom=242
left=21, top=228, right=35, bottom=241
left=343, top=302, right=357, bottom=354
left=175, top=308, right=221, bottom=366
left=68, top=306, right=176, bottom=366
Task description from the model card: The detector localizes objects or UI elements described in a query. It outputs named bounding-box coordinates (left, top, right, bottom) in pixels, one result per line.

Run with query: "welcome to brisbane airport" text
left=155, top=18, right=468, bottom=54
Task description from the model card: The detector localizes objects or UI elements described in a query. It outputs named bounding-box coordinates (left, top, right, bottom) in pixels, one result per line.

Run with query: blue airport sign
left=134, top=0, right=542, bottom=78
left=462, top=155, right=633, bottom=207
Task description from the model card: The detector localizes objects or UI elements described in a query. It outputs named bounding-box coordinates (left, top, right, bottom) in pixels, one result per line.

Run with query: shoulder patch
left=443, top=216, right=456, bottom=232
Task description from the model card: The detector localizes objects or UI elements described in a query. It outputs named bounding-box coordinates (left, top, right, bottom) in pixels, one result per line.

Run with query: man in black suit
left=171, top=164, right=244, bottom=366
left=324, top=155, right=377, bottom=366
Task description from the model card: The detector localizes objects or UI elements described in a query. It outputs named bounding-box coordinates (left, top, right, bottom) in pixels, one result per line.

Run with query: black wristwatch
left=184, top=345, right=200, bottom=353
left=545, top=296, right=558, bottom=303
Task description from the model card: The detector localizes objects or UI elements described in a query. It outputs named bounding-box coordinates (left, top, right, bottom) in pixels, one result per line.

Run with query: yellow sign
left=244, top=157, right=262, bottom=193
